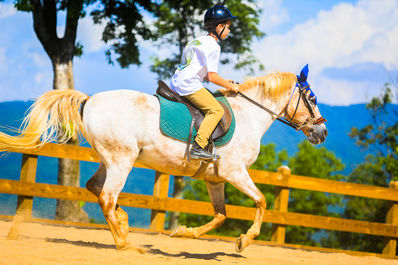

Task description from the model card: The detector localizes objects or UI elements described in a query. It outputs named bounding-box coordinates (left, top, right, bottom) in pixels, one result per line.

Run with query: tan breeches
left=183, top=88, right=224, bottom=149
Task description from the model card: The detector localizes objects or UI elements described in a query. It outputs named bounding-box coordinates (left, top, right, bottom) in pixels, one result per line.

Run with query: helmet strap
left=219, top=24, right=227, bottom=39
left=209, top=24, right=226, bottom=41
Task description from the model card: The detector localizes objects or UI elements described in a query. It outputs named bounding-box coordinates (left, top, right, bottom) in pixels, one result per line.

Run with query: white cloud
left=258, top=0, right=289, bottom=32
left=314, top=76, right=378, bottom=106
left=0, top=47, right=6, bottom=72
left=0, top=3, right=16, bottom=19
left=253, top=0, right=398, bottom=105
left=34, top=73, right=44, bottom=84
left=77, top=16, right=106, bottom=53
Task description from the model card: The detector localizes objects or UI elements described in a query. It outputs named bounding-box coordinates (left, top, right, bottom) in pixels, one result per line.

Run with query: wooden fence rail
left=1, top=143, right=398, bottom=258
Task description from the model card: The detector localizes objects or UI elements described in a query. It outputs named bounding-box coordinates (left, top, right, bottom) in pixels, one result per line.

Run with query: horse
left=0, top=66, right=327, bottom=253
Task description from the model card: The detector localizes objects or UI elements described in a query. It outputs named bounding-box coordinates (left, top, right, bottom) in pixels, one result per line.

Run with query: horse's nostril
left=324, top=130, right=328, bottom=137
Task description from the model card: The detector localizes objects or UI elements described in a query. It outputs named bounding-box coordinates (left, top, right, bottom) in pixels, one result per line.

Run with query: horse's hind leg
left=94, top=152, right=139, bottom=251
left=171, top=181, right=226, bottom=238
left=86, top=162, right=129, bottom=241
left=86, top=162, right=106, bottom=197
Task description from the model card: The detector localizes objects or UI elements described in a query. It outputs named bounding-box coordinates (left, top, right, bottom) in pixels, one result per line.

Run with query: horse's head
left=283, top=65, right=327, bottom=145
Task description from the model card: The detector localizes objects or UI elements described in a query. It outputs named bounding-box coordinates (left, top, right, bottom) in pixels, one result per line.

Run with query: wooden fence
left=1, top=143, right=398, bottom=258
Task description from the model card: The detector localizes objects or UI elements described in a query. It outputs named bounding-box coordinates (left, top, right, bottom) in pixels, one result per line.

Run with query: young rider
left=170, top=5, right=240, bottom=160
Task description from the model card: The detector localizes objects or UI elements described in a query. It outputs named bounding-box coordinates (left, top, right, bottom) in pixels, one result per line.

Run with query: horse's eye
left=309, top=95, right=317, bottom=105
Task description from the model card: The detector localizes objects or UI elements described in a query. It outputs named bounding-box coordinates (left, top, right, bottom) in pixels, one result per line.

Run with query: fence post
left=150, top=171, right=170, bottom=232
left=271, top=166, right=291, bottom=244
left=382, top=181, right=398, bottom=257
left=7, top=153, right=38, bottom=239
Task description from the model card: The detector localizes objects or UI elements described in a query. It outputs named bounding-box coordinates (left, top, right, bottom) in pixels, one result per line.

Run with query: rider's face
left=216, top=21, right=232, bottom=40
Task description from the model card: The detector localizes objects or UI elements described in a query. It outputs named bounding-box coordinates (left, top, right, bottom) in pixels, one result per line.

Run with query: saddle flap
left=220, top=103, right=232, bottom=132
left=155, top=80, right=234, bottom=142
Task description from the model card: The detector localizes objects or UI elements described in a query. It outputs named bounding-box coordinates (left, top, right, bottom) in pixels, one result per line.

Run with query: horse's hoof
left=170, top=225, right=187, bottom=237
left=116, top=242, right=129, bottom=250
left=235, top=234, right=251, bottom=253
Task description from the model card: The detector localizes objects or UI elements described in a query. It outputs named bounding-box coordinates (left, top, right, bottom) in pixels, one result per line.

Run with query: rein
left=237, top=92, right=301, bottom=130
left=237, top=84, right=326, bottom=131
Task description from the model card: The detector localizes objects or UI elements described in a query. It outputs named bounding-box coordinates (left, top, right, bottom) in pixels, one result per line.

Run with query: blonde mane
left=239, top=72, right=297, bottom=101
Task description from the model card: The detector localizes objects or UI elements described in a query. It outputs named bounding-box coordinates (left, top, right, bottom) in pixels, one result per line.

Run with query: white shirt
left=170, top=35, right=220, bottom=96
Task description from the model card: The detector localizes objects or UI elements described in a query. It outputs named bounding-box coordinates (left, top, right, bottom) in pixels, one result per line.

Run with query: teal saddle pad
left=155, top=91, right=236, bottom=147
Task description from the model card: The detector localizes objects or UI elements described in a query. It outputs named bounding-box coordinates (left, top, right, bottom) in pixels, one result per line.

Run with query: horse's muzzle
left=308, top=124, right=328, bottom=145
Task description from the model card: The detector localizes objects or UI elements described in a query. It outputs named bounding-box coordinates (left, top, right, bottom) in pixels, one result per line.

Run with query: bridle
left=237, top=82, right=327, bottom=131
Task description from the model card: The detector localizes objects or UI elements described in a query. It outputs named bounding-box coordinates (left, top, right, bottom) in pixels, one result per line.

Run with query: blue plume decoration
left=296, top=64, right=317, bottom=105
left=298, top=64, right=309, bottom=82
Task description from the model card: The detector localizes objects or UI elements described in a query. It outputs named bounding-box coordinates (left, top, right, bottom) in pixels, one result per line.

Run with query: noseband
left=237, top=83, right=326, bottom=131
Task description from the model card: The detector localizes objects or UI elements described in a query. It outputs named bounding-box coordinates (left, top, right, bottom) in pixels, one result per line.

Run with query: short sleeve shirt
left=170, top=35, right=220, bottom=96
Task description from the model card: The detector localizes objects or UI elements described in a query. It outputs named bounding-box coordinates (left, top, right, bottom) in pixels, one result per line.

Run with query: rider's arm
left=207, top=72, right=239, bottom=93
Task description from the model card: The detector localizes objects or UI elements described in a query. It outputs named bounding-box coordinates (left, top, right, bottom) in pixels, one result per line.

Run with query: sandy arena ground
left=0, top=219, right=397, bottom=265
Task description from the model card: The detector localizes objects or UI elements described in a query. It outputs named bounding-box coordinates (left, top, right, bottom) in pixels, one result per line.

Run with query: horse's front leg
left=227, top=167, right=266, bottom=252
left=171, top=181, right=226, bottom=238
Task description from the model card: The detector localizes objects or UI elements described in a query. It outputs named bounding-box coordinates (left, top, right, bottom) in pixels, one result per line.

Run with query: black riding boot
left=190, top=142, right=213, bottom=160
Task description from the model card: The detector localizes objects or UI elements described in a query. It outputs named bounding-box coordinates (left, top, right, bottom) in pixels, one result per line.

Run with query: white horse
left=0, top=68, right=327, bottom=253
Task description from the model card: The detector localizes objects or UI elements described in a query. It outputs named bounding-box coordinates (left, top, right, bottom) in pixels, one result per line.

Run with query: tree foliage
left=150, top=0, right=265, bottom=79
left=91, top=0, right=156, bottom=68
left=335, top=83, right=398, bottom=252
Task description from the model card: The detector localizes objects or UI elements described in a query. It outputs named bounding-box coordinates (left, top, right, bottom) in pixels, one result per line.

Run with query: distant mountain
left=0, top=100, right=396, bottom=225
left=262, top=103, right=387, bottom=174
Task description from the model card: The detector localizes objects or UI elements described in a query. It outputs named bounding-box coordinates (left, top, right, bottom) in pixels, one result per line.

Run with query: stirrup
left=208, top=139, right=220, bottom=162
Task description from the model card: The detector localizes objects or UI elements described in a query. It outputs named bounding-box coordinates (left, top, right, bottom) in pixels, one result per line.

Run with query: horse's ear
left=298, top=64, right=309, bottom=82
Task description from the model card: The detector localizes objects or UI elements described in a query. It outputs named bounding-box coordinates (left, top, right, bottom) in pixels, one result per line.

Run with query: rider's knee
left=215, top=104, right=224, bottom=117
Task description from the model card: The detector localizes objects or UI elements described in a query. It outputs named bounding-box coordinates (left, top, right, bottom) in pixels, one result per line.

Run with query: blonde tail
left=0, top=89, right=89, bottom=151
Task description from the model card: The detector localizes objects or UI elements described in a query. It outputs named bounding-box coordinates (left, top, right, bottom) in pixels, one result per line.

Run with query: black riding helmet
left=204, top=5, right=236, bottom=40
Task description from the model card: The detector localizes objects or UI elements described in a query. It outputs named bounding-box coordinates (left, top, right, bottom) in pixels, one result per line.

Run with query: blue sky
left=0, top=0, right=397, bottom=105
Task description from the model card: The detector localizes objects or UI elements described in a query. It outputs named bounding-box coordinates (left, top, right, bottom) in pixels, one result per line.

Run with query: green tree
left=335, top=83, right=398, bottom=252
left=91, top=0, right=156, bottom=68
left=152, top=0, right=264, bottom=229
left=13, top=0, right=156, bottom=221
left=286, top=141, right=345, bottom=247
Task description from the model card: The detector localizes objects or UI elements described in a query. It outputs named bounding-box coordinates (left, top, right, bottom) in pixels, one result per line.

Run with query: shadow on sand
left=46, top=238, right=115, bottom=249
left=45, top=238, right=245, bottom=261
left=144, top=244, right=245, bottom=261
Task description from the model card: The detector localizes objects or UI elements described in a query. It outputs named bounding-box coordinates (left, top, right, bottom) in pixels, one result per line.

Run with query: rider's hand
left=228, top=81, right=240, bottom=93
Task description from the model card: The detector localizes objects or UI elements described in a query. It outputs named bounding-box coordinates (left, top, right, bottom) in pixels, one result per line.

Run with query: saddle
left=156, top=80, right=233, bottom=140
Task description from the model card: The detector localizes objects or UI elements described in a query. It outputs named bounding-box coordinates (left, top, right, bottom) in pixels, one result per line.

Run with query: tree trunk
left=168, top=176, right=186, bottom=230
left=53, top=60, right=88, bottom=222
left=29, top=0, right=87, bottom=222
